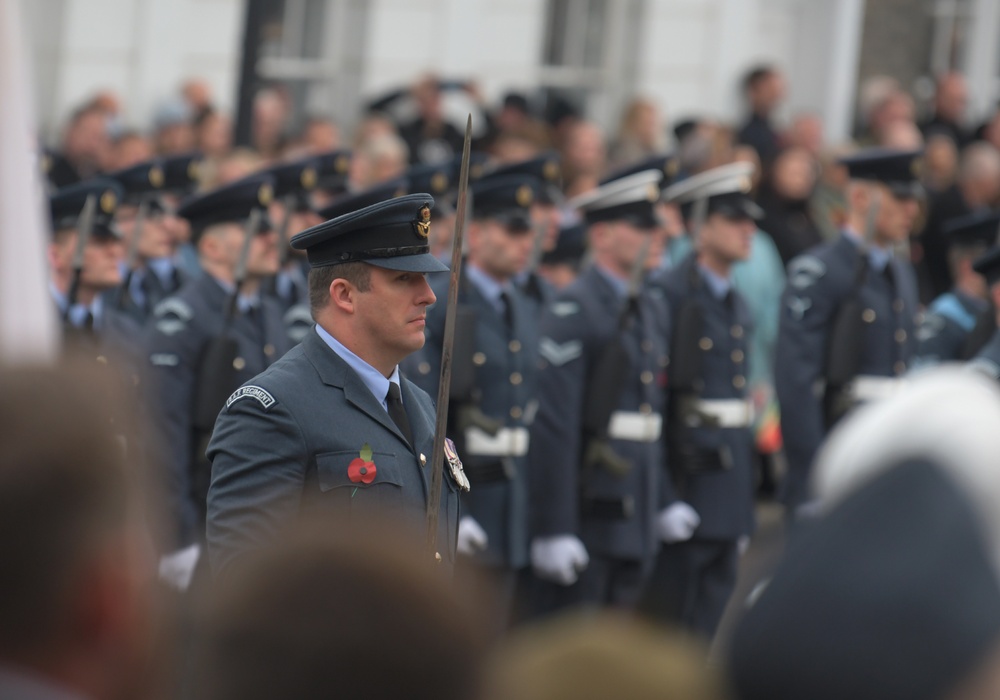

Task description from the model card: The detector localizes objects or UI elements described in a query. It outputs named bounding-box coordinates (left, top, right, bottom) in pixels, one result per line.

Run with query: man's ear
left=329, top=278, right=355, bottom=314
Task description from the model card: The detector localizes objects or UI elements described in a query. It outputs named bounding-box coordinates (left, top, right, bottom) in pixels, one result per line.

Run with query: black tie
left=500, top=290, right=515, bottom=331
left=386, top=382, right=413, bottom=448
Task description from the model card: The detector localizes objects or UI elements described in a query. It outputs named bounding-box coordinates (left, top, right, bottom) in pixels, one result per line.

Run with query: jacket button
left=473, top=352, right=487, bottom=366
left=699, top=337, right=713, bottom=351
left=508, top=340, right=521, bottom=353
left=233, top=357, right=246, bottom=370
left=731, top=349, right=744, bottom=363
left=419, top=453, right=427, bottom=466
left=510, top=406, right=523, bottom=419
left=862, top=309, right=876, bottom=323
left=264, top=343, right=275, bottom=357
left=434, top=552, right=442, bottom=563
left=640, top=371, right=654, bottom=384
left=733, top=375, right=746, bottom=389
left=418, top=362, right=431, bottom=375
left=731, top=325, right=744, bottom=339
left=639, top=403, right=652, bottom=414
left=895, top=329, right=907, bottom=343
left=510, top=372, right=523, bottom=385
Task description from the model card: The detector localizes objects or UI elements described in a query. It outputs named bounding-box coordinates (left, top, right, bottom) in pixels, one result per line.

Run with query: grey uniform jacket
left=206, top=328, right=461, bottom=575
left=775, top=234, right=919, bottom=509
left=915, top=289, right=988, bottom=365
left=528, top=265, right=670, bottom=563
left=412, top=274, right=539, bottom=569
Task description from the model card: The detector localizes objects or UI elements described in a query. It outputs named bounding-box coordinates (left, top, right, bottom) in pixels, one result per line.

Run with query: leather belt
left=607, top=411, right=663, bottom=442
left=464, top=426, right=529, bottom=457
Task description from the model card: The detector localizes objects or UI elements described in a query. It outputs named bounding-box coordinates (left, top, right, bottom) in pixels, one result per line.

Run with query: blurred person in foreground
left=483, top=613, right=729, bottom=700
left=0, top=364, right=162, bottom=700
left=192, top=523, right=486, bottom=700
left=729, top=367, right=1000, bottom=700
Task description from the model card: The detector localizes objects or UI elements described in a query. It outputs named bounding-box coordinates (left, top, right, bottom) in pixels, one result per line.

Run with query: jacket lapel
left=301, top=330, right=410, bottom=449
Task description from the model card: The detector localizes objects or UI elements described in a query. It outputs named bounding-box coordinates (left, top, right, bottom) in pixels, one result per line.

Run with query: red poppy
left=348, top=457, right=377, bottom=484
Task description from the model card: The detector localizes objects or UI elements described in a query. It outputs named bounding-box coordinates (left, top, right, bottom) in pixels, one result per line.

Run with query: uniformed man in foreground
left=206, top=193, right=464, bottom=576
left=915, top=211, right=995, bottom=365
left=528, top=170, right=669, bottom=610
left=413, top=173, right=540, bottom=627
left=144, top=173, right=294, bottom=560
left=730, top=368, right=1000, bottom=700
left=966, top=244, right=1000, bottom=379
left=641, top=162, right=760, bottom=639
left=775, top=148, right=922, bottom=514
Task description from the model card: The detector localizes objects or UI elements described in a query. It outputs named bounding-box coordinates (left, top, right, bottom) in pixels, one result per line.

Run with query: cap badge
left=301, top=167, right=317, bottom=190
left=431, top=172, right=449, bottom=193
left=335, top=154, right=350, bottom=173
left=149, top=166, right=164, bottom=188
left=258, top=183, right=274, bottom=206
left=516, top=184, right=534, bottom=207
left=543, top=160, right=560, bottom=182
left=738, top=175, right=752, bottom=193
left=187, top=160, right=201, bottom=181
left=444, top=438, right=471, bottom=492
left=414, top=205, right=432, bottom=238
left=665, top=158, right=679, bottom=178
left=100, top=190, right=117, bottom=213
left=646, top=184, right=659, bottom=202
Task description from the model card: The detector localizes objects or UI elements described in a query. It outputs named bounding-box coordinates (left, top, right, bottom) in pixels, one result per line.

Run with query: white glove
left=531, top=535, right=589, bottom=586
left=457, top=516, right=489, bottom=556
left=158, top=543, right=201, bottom=591
left=657, top=502, right=701, bottom=543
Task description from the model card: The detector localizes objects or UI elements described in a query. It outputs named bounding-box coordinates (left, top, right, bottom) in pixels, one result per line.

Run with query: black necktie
left=500, top=290, right=515, bottom=331
left=386, top=382, right=413, bottom=448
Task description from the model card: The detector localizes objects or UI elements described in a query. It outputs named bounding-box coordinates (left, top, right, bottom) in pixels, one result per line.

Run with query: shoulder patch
left=155, top=318, right=188, bottom=336
left=153, top=297, right=194, bottom=320
left=787, top=256, right=826, bottom=291
left=226, top=385, right=276, bottom=410
left=539, top=337, right=583, bottom=367
left=550, top=301, right=581, bottom=318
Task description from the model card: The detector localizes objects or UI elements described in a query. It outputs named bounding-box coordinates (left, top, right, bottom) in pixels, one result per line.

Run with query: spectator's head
left=109, top=130, right=154, bottom=171
left=355, top=133, right=409, bottom=188
left=935, top=72, right=969, bottom=125
left=958, top=142, right=1000, bottom=208
left=412, top=74, right=445, bottom=123
left=62, top=104, right=113, bottom=174
left=497, top=92, right=532, bottom=133
left=182, top=78, right=214, bottom=118
left=616, top=97, right=664, bottom=150
left=193, top=523, right=486, bottom=700
left=743, top=65, right=786, bottom=117
left=785, top=113, right=825, bottom=157
left=869, top=90, right=916, bottom=143
left=153, top=99, right=197, bottom=156
left=923, top=133, right=959, bottom=193
left=252, top=87, right=291, bottom=157
left=767, top=146, right=818, bottom=202
left=483, top=614, right=729, bottom=700
left=300, top=117, right=340, bottom=154
left=880, top=118, right=924, bottom=149
left=0, top=364, right=161, bottom=700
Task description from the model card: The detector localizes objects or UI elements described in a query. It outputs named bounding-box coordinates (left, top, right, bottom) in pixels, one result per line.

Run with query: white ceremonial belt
left=608, top=411, right=663, bottom=442
left=694, top=399, right=755, bottom=428
left=465, top=426, right=530, bottom=457
left=850, top=376, right=907, bottom=403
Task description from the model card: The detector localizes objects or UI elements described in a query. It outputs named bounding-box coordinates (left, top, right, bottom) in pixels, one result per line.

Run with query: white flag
left=0, top=0, right=59, bottom=363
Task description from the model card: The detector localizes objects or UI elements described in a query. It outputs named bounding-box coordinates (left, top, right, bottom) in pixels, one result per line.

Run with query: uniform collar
left=314, top=325, right=400, bottom=411
left=843, top=227, right=892, bottom=272
left=593, top=263, right=629, bottom=301
left=50, top=282, right=103, bottom=328
left=209, top=274, right=261, bottom=314
left=697, top=263, right=732, bottom=300
left=466, top=263, right=512, bottom=316
left=148, top=257, right=176, bottom=285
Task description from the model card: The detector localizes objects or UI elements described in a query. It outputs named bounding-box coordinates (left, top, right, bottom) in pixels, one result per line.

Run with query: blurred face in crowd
left=200, top=221, right=280, bottom=281
left=116, top=203, right=175, bottom=261
left=749, top=71, right=786, bottom=114
left=591, top=219, right=663, bottom=278
left=923, top=134, right=958, bottom=190
left=197, top=111, right=233, bottom=158
left=110, top=133, right=154, bottom=171
left=64, top=109, right=112, bottom=172
left=850, top=181, right=920, bottom=246
left=49, top=230, right=125, bottom=295
left=156, top=123, right=197, bottom=156
left=413, top=78, right=444, bottom=123
left=936, top=73, right=968, bottom=124
left=564, top=122, right=606, bottom=176
left=786, top=113, right=825, bottom=156
left=772, top=147, right=818, bottom=201
left=468, top=218, right=534, bottom=280
left=698, top=212, right=755, bottom=266
left=303, top=119, right=340, bottom=154
left=532, top=202, right=561, bottom=253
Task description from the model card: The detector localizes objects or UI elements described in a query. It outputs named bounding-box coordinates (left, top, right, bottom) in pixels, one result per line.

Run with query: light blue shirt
left=843, top=227, right=891, bottom=272
left=50, top=282, right=103, bottom=328
left=315, top=324, right=400, bottom=412
left=211, top=275, right=262, bottom=315
left=149, top=257, right=176, bottom=286
left=698, top=263, right=732, bottom=301
left=466, top=263, right=512, bottom=316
